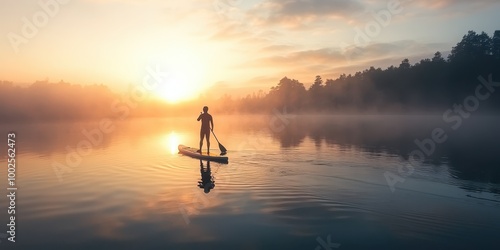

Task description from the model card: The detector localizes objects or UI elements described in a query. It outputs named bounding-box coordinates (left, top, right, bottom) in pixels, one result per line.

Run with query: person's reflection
left=198, top=160, right=215, bottom=193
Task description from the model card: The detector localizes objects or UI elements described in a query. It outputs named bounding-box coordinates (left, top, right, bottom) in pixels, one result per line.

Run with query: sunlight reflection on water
left=164, top=131, right=181, bottom=155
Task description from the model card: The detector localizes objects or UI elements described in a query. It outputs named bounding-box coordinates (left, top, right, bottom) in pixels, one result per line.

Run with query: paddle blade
left=218, top=143, right=227, bottom=154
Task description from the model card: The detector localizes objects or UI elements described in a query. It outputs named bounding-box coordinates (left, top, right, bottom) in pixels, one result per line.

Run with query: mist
left=1, top=30, right=499, bottom=121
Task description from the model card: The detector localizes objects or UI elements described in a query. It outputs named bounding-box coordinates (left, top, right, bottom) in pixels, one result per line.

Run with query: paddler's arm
left=197, top=112, right=202, bottom=121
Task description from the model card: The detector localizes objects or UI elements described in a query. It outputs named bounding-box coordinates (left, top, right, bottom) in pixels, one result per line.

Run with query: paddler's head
left=204, top=183, right=213, bottom=193
left=203, top=106, right=209, bottom=113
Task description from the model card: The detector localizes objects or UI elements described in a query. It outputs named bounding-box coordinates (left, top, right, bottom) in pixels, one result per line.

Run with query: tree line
left=230, top=30, right=500, bottom=113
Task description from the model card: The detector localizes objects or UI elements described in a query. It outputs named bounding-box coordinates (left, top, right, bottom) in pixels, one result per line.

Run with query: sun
left=153, top=48, right=206, bottom=103
left=157, top=73, right=195, bottom=103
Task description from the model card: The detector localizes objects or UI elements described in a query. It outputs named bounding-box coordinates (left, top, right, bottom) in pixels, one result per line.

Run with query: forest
left=233, top=30, right=500, bottom=113
left=1, top=30, right=499, bottom=121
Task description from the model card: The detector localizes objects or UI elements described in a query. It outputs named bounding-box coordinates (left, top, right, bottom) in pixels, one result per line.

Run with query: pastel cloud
left=245, top=0, right=366, bottom=28
left=411, top=0, right=499, bottom=10
left=267, top=0, right=365, bottom=18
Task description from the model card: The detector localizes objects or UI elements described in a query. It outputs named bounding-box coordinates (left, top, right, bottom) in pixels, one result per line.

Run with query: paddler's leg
left=198, top=129, right=203, bottom=153
left=206, top=130, right=211, bottom=154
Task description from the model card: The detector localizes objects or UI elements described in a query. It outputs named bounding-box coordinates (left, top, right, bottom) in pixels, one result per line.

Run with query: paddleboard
left=178, top=144, right=228, bottom=163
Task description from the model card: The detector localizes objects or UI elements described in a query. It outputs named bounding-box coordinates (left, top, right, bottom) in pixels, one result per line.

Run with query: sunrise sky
left=1, top=0, right=499, bottom=101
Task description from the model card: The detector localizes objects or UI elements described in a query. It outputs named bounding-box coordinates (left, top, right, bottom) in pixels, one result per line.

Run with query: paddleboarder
left=197, top=106, right=214, bottom=154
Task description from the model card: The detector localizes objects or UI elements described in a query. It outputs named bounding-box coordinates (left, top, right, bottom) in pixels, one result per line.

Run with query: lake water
left=1, top=115, right=499, bottom=249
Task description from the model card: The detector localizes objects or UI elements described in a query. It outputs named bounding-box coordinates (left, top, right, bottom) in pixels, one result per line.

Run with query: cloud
left=271, top=0, right=365, bottom=17
left=249, top=0, right=367, bottom=28
left=251, top=0, right=500, bottom=28
left=272, top=48, right=346, bottom=65
left=412, top=0, right=499, bottom=10
left=244, top=43, right=395, bottom=69
left=341, top=40, right=447, bottom=62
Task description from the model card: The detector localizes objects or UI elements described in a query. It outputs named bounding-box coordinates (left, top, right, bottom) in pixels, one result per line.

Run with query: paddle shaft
left=211, top=129, right=220, bottom=143
left=211, top=129, right=227, bottom=153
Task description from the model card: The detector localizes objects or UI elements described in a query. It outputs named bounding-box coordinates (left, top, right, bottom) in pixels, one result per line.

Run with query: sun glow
left=154, top=48, right=207, bottom=103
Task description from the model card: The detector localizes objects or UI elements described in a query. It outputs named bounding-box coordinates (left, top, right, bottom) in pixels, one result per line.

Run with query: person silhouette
left=197, top=106, right=213, bottom=154
left=198, top=160, right=215, bottom=193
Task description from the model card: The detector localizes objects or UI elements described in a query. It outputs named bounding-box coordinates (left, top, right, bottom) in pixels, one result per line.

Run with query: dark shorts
left=200, top=129, right=210, bottom=140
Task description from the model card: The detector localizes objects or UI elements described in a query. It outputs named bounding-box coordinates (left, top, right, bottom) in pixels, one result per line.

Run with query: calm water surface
left=1, top=115, right=499, bottom=249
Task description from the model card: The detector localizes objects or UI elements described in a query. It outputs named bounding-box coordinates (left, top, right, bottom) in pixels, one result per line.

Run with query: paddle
left=211, top=129, right=227, bottom=155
